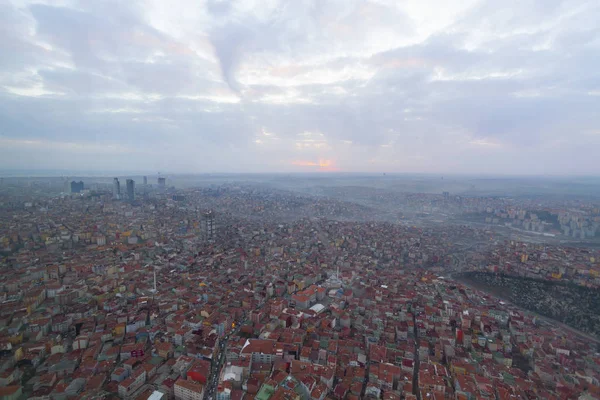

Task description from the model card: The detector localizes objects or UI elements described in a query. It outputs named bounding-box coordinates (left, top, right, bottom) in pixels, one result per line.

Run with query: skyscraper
left=126, top=179, right=135, bottom=201
left=158, top=177, right=166, bottom=188
left=113, top=178, right=121, bottom=200
left=142, top=175, right=148, bottom=198
left=70, top=181, right=84, bottom=193
left=204, top=210, right=216, bottom=240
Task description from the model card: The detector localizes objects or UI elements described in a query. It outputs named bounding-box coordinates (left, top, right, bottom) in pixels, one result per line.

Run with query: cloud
left=468, top=138, right=503, bottom=148
left=0, top=0, right=599, bottom=174
left=210, top=22, right=254, bottom=92
left=206, top=0, right=235, bottom=16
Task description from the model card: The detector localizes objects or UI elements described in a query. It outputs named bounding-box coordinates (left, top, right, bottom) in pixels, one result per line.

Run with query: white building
left=149, top=391, right=166, bottom=400
left=174, top=378, right=205, bottom=400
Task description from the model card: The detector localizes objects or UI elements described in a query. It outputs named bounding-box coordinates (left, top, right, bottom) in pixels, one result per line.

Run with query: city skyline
left=1, top=0, right=599, bottom=175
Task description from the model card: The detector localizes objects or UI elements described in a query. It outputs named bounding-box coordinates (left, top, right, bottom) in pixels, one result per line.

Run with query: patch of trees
left=459, top=272, right=600, bottom=338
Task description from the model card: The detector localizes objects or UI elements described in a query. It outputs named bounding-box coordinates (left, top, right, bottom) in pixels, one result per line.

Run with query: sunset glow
left=292, top=159, right=339, bottom=171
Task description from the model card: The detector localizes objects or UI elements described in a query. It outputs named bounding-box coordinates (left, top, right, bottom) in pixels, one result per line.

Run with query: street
left=204, top=306, right=258, bottom=399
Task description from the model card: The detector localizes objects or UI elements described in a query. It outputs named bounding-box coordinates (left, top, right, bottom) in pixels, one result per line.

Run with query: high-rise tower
left=113, top=178, right=121, bottom=199
left=70, top=181, right=84, bottom=193
left=204, top=210, right=216, bottom=240
left=126, top=179, right=135, bottom=201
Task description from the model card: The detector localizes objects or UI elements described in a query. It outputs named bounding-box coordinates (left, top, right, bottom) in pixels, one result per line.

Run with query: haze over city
left=1, top=0, right=600, bottom=175
left=4, top=2, right=600, bottom=399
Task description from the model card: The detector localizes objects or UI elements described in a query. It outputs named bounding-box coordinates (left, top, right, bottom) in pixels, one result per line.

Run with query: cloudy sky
left=1, top=0, right=599, bottom=175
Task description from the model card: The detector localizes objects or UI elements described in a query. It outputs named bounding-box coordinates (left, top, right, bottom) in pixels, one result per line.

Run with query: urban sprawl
left=1, top=177, right=600, bottom=400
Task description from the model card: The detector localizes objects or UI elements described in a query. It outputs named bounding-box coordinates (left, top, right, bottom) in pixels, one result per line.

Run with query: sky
left=1, top=0, right=599, bottom=175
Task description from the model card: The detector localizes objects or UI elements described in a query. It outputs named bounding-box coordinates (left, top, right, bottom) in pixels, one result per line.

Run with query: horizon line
left=1, top=170, right=600, bottom=179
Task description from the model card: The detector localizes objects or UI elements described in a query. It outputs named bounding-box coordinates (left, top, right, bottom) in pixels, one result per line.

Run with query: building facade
left=126, top=179, right=135, bottom=201
left=113, top=178, right=121, bottom=200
